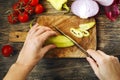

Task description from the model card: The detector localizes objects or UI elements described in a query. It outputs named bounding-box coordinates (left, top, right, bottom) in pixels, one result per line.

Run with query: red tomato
left=18, top=12, right=29, bottom=22
left=30, top=0, right=39, bottom=6
left=8, top=12, right=19, bottom=24
left=19, top=0, right=29, bottom=6
left=1, top=45, right=13, bottom=57
left=35, top=4, right=44, bottom=14
left=25, top=5, right=34, bottom=15
left=12, top=2, right=21, bottom=14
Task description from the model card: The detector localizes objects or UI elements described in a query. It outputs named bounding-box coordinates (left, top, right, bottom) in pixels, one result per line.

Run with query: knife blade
left=53, top=26, right=90, bottom=57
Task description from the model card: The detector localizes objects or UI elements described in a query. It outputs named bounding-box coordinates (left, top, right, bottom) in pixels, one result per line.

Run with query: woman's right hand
left=87, top=49, right=120, bottom=80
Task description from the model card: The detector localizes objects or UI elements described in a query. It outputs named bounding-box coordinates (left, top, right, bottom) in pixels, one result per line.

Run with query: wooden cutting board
left=9, top=15, right=96, bottom=58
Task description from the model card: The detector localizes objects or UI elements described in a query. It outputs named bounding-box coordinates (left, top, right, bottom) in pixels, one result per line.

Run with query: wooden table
left=0, top=0, right=120, bottom=80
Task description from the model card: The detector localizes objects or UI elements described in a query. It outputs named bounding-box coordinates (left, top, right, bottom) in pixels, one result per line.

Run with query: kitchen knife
left=54, top=26, right=120, bottom=60
left=54, top=26, right=90, bottom=57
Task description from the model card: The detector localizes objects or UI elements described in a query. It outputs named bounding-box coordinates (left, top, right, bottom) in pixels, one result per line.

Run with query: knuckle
left=110, top=55, right=114, bottom=59
left=99, top=58, right=107, bottom=64
left=40, top=26, right=46, bottom=30
left=46, top=31, right=55, bottom=36
left=115, top=57, right=119, bottom=61
left=34, top=36, right=42, bottom=42
left=39, top=37, right=45, bottom=43
left=39, top=26, right=51, bottom=30
left=36, top=37, right=40, bottom=41
left=111, top=56, right=119, bottom=62
left=106, top=56, right=114, bottom=61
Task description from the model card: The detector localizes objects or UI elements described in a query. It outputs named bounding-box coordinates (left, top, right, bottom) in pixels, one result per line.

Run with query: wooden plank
left=9, top=32, right=27, bottom=42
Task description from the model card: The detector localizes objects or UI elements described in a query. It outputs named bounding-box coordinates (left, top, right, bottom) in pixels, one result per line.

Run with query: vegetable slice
left=70, top=28, right=84, bottom=38
left=79, top=22, right=95, bottom=31
left=70, top=21, right=95, bottom=38
left=81, top=30, right=90, bottom=37
left=46, top=35, right=74, bottom=48
left=47, top=0, right=69, bottom=11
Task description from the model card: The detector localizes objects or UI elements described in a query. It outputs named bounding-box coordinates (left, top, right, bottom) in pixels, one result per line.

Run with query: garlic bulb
left=71, top=0, right=99, bottom=19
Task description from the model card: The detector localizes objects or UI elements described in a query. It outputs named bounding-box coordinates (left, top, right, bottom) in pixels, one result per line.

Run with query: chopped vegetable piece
left=70, top=28, right=83, bottom=38
left=70, top=22, right=95, bottom=38
left=81, top=30, right=90, bottom=37
left=46, top=35, right=74, bottom=48
left=79, top=22, right=95, bottom=31
left=47, top=0, right=69, bottom=11
left=63, top=3, right=69, bottom=12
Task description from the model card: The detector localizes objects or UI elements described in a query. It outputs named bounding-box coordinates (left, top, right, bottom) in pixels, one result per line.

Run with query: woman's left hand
left=16, top=23, right=57, bottom=67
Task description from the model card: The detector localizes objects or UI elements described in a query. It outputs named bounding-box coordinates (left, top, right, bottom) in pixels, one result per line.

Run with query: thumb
left=40, top=44, right=56, bottom=56
left=86, top=57, right=99, bottom=76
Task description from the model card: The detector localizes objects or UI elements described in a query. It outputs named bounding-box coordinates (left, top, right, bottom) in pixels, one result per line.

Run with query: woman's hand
left=16, top=23, right=57, bottom=67
left=87, top=49, right=120, bottom=80
left=4, top=23, right=57, bottom=80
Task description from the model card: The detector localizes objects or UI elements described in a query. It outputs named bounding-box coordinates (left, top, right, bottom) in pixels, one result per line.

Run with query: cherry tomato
left=35, top=4, right=44, bottom=14
left=12, top=2, right=21, bottom=14
left=25, top=5, right=34, bottom=15
left=18, top=12, right=29, bottom=22
left=1, top=45, right=13, bottom=57
left=19, top=0, right=29, bottom=6
left=8, top=12, right=19, bottom=24
left=30, top=0, right=39, bottom=6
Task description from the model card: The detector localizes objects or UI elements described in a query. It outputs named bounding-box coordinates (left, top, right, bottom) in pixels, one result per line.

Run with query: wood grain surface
left=9, top=15, right=96, bottom=58
left=0, top=0, right=120, bottom=80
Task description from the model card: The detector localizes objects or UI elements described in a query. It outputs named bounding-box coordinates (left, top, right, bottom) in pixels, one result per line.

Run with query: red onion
left=104, top=0, right=120, bottom=21
left=71, top=0, right=99, bottom=19
left=94, top=0, right=114, bottom=6
left=112, top=0, right=120, bottom=4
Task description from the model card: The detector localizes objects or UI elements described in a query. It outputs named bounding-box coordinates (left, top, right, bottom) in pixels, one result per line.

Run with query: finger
left=35, top=27, right=52, bottom=35
left=110, top=56, right=119, bottom=63
left=40, top=44, right=56, bottom=56
left=86, top=57, right=99, bottom=75
left=38, top=26, right=53, bottom=30
left=114, top=57, right=120, bottom=63
left=32, top=23, right=39, bottom=28
left=38, top=30, right=57, bottom=43
left=87, top=49, right=102, bottom=62
left=29, top=23, right=39, bottom=34
left=97, top=50, right=108, bottom=57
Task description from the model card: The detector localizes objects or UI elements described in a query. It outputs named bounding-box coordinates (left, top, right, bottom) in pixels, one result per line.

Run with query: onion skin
left=94, top=0, right=114, bottom=6
left=71, top=0, right=99, bottom=19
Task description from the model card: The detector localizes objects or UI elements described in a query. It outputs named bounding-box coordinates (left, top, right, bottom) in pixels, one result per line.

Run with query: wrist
left=14, top=62, right=35, bottom=71
left=11, top=62, right=34, bottom=76
left=16, top=58, right=38, bottom=69
left=3, top=63, right=34, bottom=80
